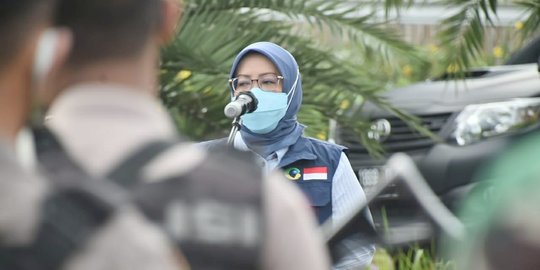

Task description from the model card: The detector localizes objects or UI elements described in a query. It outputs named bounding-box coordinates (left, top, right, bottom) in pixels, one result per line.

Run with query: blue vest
left=278, top=137, right=344, bottom=224
left=200, top=136, right=345, bottom=224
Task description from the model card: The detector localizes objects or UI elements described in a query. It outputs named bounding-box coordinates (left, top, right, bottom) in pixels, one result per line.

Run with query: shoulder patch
left=284, top=167, right=302, bottom=180
left=303, top=166, right=328, bottom=180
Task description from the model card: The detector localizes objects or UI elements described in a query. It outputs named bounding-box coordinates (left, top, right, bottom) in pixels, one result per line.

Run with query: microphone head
left=223, top=92, right=258, bottom=119
left=239, top=91, right=258, bottom=113
left=224, top=102, right=242, bottom=118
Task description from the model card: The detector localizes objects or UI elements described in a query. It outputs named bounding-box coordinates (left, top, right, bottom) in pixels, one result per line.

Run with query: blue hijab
left=229, top=42, right=305, bottom=158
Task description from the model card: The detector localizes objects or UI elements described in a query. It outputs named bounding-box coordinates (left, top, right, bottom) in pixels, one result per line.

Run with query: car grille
left=340, top=113, right=453, bottom=154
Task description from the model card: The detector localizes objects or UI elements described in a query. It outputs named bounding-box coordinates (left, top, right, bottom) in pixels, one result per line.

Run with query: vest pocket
left=295, top=181, right=331, bottom=207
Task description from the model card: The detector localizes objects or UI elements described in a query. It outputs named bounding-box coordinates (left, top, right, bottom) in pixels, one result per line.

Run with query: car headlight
left=452, top=98, right=540, bottom=146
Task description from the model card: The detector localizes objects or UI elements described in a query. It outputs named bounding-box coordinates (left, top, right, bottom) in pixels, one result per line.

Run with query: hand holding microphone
left=224, top=92, right=258, bottom=118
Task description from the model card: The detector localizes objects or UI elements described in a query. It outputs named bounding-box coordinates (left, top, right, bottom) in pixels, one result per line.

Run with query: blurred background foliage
left=160, top=0, right=540, bottom=155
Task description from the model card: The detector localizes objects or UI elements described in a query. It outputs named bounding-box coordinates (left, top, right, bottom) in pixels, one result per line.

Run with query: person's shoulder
left=191, top=138, right=258, bottom=168
left=142, top=140, right=261, bottom=184
left=304, top=136, right=347, bottom=152
left=196, top=137, right=228, bottom=152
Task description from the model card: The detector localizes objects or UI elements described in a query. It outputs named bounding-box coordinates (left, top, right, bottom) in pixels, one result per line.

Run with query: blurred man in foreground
left=45, top=0, right=331, bottom=269
left=0, top=0, right=186, bottom=269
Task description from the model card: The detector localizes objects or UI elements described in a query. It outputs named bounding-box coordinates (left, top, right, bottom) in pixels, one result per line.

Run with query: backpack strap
left=107, top=140, right=173, bottom=188
left=0, top=127, right=122, bottom=270
left=32, top=127, right=126, bottom=203
left=0, top=186, right=115, bottom=270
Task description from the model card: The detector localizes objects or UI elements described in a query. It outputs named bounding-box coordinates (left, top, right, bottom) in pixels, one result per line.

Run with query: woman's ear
left=157, top=0, right=183, bottom=45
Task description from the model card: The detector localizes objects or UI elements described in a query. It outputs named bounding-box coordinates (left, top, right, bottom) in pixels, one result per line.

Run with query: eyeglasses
left=229, top=73, right=284, bottom=93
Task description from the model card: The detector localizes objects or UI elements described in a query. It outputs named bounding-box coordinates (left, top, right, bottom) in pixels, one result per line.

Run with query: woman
left=205, top=41, right=375, bottom=269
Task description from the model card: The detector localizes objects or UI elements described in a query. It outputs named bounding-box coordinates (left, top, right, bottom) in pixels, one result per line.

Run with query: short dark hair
left=54, top=0, right=162, bottom=67
left=0, top=1, right=54, bottom=70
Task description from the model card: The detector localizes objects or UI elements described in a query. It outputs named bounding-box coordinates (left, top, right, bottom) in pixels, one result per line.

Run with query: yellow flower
left=493, top=46, right=504, bottom=58
left=317, top=132, right=327, bottom=141
left=402, top=65, right=413, bottom=77
left=446, top=63, right=460, bottom=73
left=515, top=21, right=524, bottom=30
left=202, top=87, right=213, bottom=96
left=175, top=70, right=192, bottom=81
left=339, top=99, right=350, bottom=110
left=428, top=44, right=439, bottom=54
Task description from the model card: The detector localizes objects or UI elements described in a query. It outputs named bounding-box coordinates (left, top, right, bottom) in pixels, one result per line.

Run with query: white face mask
left=241, top=88, right=289, bottom=134
left=29, top=28, right=60, bottom=127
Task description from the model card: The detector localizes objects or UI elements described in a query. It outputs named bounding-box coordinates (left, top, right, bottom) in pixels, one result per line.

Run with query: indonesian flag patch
left=303, top=166, right=328, bottom=180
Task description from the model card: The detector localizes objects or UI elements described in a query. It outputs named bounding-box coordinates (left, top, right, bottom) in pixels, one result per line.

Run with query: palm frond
left=515, top=0, right=540, bottom=39
left=381, top=0, right=416, bottom=18
left=160, top=0, right=429, bottom=157
left=436, top=0, right=498, bottom=76
left=194, top=0, right=423, bottom=63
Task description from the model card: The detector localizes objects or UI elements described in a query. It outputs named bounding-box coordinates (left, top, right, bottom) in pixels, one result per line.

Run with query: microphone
left=224, top=92, right=258, bottom=118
